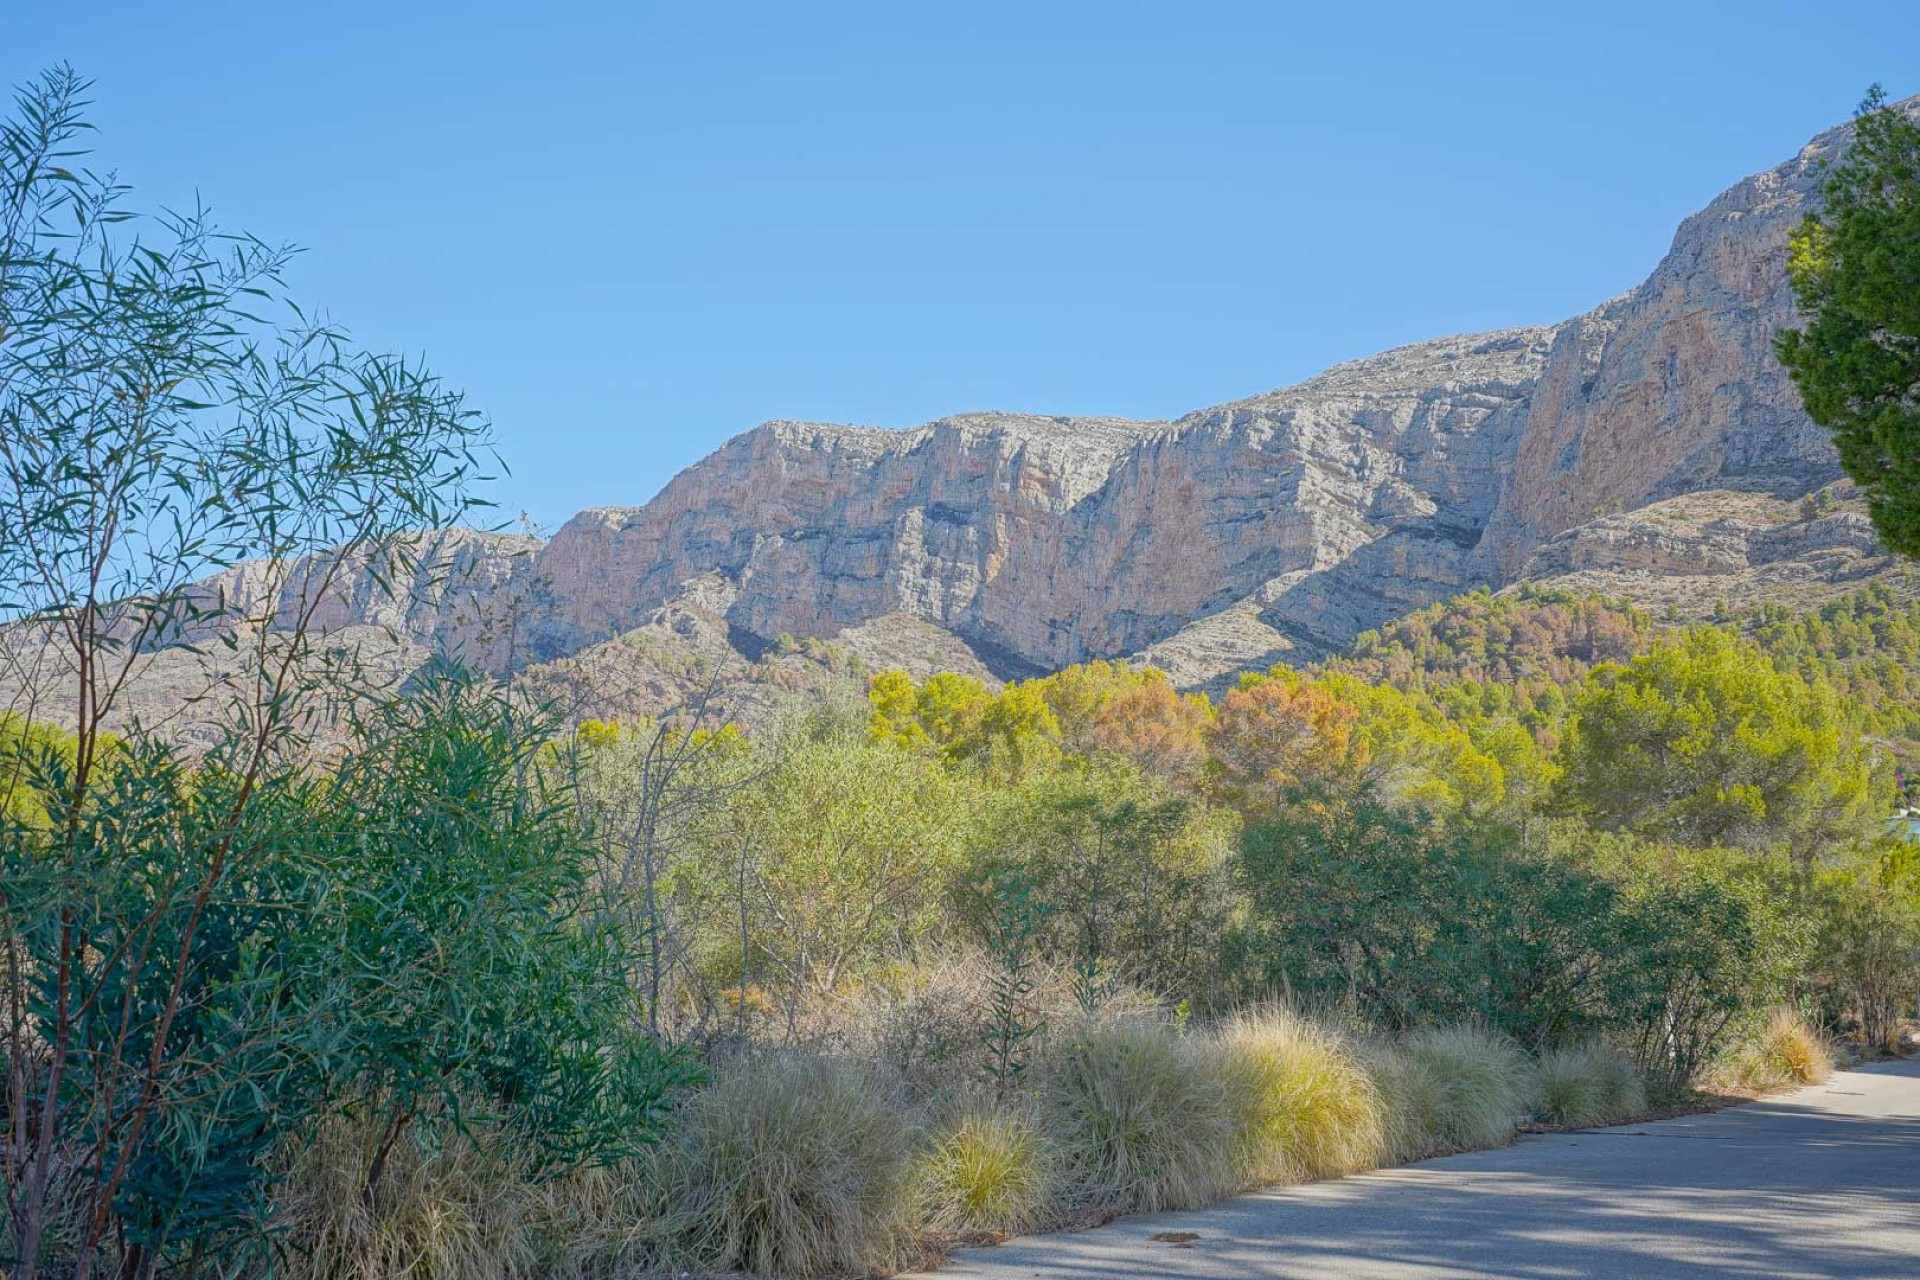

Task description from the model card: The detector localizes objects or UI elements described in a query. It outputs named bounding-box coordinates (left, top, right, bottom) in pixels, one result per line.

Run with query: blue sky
left=4, top=2, right=1911, bottom=531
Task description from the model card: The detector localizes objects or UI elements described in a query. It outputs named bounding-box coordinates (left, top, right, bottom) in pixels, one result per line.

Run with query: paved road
left=916, top=1059, right=1920, bottom=1280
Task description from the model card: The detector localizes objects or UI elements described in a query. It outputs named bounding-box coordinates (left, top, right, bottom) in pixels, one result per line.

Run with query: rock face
left=23, top=97, right=1916, bottom=724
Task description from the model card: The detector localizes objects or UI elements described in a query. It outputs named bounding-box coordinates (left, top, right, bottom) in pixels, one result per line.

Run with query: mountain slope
left=9, top=98, right=1916, bottom=734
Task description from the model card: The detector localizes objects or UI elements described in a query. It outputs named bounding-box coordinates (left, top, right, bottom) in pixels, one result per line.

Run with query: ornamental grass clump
left=1533, top=1042, right=1648, bottom=1128
left=1371, top=1025, right=1532, bottom=1162
left=1043, top=1017, right=1235, bottom=1216
left=652, top=1052, right=917, bottom=1278
left=276, top=1113, right=543, bottom=1280
left=1720, top=1008, right=1836, bottom=1092
left=916, top=1104, right=1056, bottom=1237
left=1208, top=1006, right=1386, bottom=1185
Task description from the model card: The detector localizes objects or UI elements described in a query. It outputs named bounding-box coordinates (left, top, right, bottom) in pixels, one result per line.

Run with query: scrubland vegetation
left=4, top=69, right=1917, bottom=1280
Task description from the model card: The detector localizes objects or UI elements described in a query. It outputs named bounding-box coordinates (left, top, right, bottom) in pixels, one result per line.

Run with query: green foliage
left=1807, top=844, right=1920, bottom=1049
left=0, top=66, right=692, bottom=1275
left=961, top=758, right=1240, bottom=1007
left=1777, top=88, right=1920, bottom=557
left=1241, top=802, right=1627, bottom=1047
left=1610, top=862, right=1809, bottom=1096
left=724, top=719, right=964, bottom=1005
left=1558, top=629, right=1880, bottom=861
left=979, top=868, right=1052, bottom=1091
left=0, top=714, right=81, bottom=828
left=307, top=667, right=695, bottom=1192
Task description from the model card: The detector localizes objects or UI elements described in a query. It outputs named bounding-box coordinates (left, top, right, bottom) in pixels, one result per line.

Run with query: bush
left=1241, top=803, right=1631, bottom=1048
left=1614, top=866, right=1809, bottom=1098
left=1533, top=1042, right=1647, bottom=1128
left=653, top=1052, right=917, bottom=1277
left=310, top=668, right=695, bottom=1190
left=1371, top=1026, right=1532, bottom=1161
left=1043, top=1018, right=1235, bottom=1216
left=1718, top=1009, right=1837, bottom=1092
left=916, top=1105, right=1055, bottom=1237
left=1209, top=1007, right=1385, bottom=1185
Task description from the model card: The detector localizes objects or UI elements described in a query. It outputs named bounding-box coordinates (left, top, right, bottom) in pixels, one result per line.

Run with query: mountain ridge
left=8, top=97, right=1917, bottom=736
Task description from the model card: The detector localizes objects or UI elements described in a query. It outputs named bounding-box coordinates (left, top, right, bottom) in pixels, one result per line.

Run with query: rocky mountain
left=9, top=98, right=1917, bottom=735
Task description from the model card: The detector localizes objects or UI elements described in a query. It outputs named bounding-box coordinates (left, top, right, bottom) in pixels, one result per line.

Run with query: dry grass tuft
left=1719, top=1008, right=1836, bottom=1092
left=1533, top=1042, right=1647, bottom=1128
left=1370, top=1025, right=1532, bottom=1162
left=651, top=1051, right=917, bottom=1278
left=1043, top=1017, right=1235, bottom=1216
left=275, top=1112, right=543, bottom=1280
left=1208, top=1006, right=1386, bottom=1185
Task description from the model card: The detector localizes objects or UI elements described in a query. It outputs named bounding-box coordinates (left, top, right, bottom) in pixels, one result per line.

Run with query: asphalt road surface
left=914, top=1058, right=1920, bottom=1280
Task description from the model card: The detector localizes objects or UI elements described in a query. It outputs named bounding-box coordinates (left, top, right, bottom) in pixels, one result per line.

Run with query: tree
left=1035, top=661, right=1211, bottom=782
left=1557, top=629, right=1880, bottom=868
left=307, top=668, right=694, bottom=1205
left=0, top=68, right=492, bottom=1276
left=1777, top=88, right=1920, bottom=556
left=571, top=669, right=754, bottom=1038
left=726, top=723, right=962, bottom=1025
left=961, top=758, right=1241, bottom=1005
left=1207, top=667, right=1366, bottom=817
left=1316, top=672, right=1509, bottom=816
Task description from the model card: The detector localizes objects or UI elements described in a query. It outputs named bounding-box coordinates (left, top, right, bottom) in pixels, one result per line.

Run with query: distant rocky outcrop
left=10, top=98, right=1917, bottom=735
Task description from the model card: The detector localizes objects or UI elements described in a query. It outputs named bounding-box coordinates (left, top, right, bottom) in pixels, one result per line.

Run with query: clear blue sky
left=4, top=2, right=1911, bottom=531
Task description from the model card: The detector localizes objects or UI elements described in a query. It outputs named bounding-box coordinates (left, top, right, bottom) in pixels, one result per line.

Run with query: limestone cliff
left=15, top=98, right=1916, bottom=730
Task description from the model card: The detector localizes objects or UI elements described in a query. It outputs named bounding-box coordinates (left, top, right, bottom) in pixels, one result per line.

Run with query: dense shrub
left=1209, top=1007, right=1385, bottom=1184
left=1242, top=802, right=1633, bottom=1047
left=1613, top=867, right=1808, bottom=1097
left=307, top=668, right=695, bottom=1192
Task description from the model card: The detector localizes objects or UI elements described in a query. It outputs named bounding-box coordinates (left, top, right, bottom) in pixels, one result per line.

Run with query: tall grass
left=1209, top=1006, right=1386, bottom=1184
left=916, top=1103, right=1055, bottom=1237
left=1533, top=1042, right=1647, bottom=1128
left=1718, top=1008, right=1836, bottom=1092
left=1370, top=1025, right=1533, bottom=1161
left=275, top=1113, right=543, bottom=1280
left=651, top=1051, right=917, bottom=1278
left=269, top=1012, right=1663, bottom=1278
left=1043, top=1017, right=1236, bottom=1215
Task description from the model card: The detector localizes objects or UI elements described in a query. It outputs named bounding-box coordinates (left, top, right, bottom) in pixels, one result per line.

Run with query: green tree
left=0, top=68, right=492, bottom=1275
left=307, top=667, right=695, bottom=1205
left=726, top=723, right=963, bottom=1023
left=962, top=758, right=1241, bottom=1005
left=1777, top=88, right=1920, bottom=556
left=1557, top=629, right=1880, bottom=867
